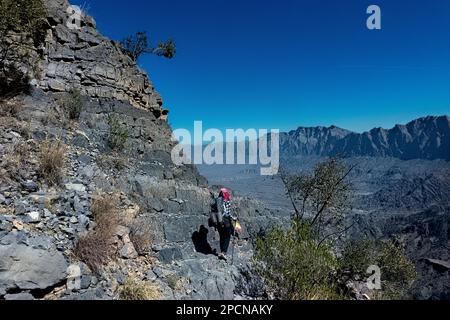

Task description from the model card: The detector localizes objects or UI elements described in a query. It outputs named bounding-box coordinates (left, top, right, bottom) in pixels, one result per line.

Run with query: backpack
left=208, top=197, right=223, bottom=228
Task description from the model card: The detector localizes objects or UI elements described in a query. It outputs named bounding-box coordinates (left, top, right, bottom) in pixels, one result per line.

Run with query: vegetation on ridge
left=254, top=157, right=416, bottom=300
left=120, top=31, right=176, bottom=62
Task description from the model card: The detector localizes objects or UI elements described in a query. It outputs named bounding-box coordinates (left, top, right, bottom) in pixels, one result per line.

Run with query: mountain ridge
left=279, top=115, right=450, bottom=160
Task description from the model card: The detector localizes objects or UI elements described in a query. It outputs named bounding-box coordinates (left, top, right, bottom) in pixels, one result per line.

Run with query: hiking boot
left=218, top=253, right=227, bottom=261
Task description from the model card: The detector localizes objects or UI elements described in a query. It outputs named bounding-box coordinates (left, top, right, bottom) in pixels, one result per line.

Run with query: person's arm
left=230, top=201, right=238, bottom=220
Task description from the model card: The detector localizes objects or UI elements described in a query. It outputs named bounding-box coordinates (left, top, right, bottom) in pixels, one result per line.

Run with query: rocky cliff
left=28, top=0, right=167, bottom=118
left=0, top=0, right=282, bottom=300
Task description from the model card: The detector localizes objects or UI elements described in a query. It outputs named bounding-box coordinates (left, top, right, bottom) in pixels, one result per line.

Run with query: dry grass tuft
left=90, top=193, right=119, bottom=223
left=73, top=230, right=115, bottom=274
left=119, top=278, right=163, bottom=300
left=1, top=142, right=30, bottom=182
left=0, top=99, right=22, bottom=118
left=166, top=273, right=183, bottom=291
left=73, top=193, right=120, bottom=273
left=38, top=139, right=66, bottom=186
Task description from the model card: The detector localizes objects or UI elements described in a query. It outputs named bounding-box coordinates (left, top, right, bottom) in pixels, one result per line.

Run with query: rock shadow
left=192, top=225, right=217, bottom=256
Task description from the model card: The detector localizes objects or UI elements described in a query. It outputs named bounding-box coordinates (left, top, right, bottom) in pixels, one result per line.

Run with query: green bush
left=0, top=0, right=47, bottom=42
left=339, top=238, right=416, bottom=299
left=154, top=39, right=176, bottom=59
left=255, top=220, right=416, bottom=300
left=254, top=219, right=341, bottom=300
left=281, top=157, right=353, bottom=240
left=339, top=239, right=375, bottom=277
left=107, top=115, right=129, bottom=151
left=62, top=89, right=83, bottom=120
left=376, top=241, right=417, bottom=299
left=0, top=65, right=31, bottom=98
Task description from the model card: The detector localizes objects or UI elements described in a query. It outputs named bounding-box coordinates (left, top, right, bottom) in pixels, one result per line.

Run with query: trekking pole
left=231, top=235, right=235, bottom=265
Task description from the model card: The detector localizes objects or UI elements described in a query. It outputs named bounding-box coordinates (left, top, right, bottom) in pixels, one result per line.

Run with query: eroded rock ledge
left=33, top=0, right=168, bottom=119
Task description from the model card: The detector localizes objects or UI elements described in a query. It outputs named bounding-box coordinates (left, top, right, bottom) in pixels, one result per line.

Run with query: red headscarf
left=220, top=188, right=231, bottom=201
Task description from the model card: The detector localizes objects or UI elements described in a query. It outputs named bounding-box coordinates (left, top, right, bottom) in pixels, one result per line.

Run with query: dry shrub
left=61, top=89, right=83, bottom=120
left=2, top=142, right=30, bottom=181
left=129, top=219, right=154, bottom=256
left=90, top=193, right=119, bottom=222
left=38, top=139, right=65, bottom=186
left=96, top=152, right=127, bottom=172
left=119, top=278, right=163, bottom=300
left=0, top=99, right=22, bottom=118
left=0, top=116, right=17, bottom=128
left=44, top=197, right=56, bottom=214
left=166, top=273, right=182, bottom=291
left=16, top=121, right=31, bottom=140
left=73, top=193, right=120, bottom=273
left=73, top=231, right=115, bottom=274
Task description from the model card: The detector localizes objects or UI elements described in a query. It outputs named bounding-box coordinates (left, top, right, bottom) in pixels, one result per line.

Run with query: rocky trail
left=0, top=95, right=282, bottom=299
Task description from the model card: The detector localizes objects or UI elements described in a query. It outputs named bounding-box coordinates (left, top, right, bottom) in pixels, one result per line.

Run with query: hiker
left=214, top=188, right=237, bottom=261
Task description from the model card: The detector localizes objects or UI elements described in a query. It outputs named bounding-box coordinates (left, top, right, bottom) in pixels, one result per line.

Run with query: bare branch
left=317, top=222, right=356, bottom=248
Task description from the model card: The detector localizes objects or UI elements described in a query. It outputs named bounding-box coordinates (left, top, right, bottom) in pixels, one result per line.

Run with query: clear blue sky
left=72, top=0, right=450, bottom=133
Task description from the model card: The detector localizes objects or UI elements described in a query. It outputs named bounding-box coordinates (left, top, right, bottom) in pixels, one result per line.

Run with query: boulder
left=65, top=183, right=86, bottom=193
left=26, top=211, right=40, bottom=222
left=158, top=247, right=184, bottom=264
left=21, top=180, right=39, bottom=193
left=72, top=132, right=90, bottom=148
left=4, top=292, right=34, bottom=300
left=47, top=79, right=66, bottom=92
left=0, top=235, right=68, bottom=296
left=119, top=243, right=138, bottom=259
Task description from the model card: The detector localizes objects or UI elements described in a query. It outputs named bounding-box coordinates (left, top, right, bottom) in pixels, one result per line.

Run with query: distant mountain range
left=278, top=115, right=450, bottom=160
left=199, top=115, right=450, bottom=300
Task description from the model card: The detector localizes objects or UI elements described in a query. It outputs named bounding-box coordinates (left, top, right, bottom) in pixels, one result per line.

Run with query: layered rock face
left=35, top=0, right=167, bottom=118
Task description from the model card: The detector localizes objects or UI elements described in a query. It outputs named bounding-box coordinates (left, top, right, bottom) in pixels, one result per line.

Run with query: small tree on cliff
left=281, top=157, right=355, bottom=243
left=120, top=31, right=176, bottom=62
